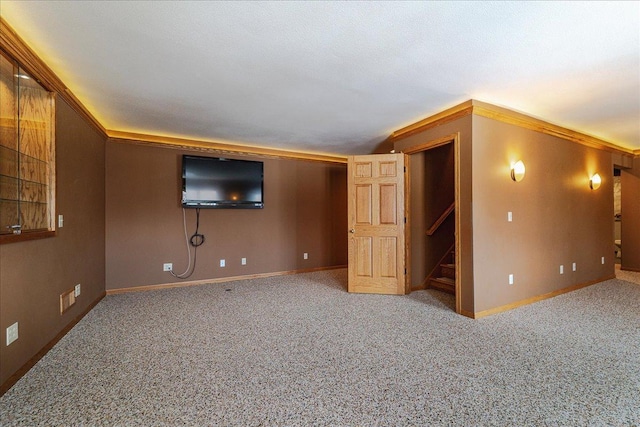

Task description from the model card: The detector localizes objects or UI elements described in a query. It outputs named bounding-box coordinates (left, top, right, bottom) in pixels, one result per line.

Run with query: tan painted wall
left=393, top=116, right=474, bottom=314
left=105, top=142, right=347, bottom=290
left=393, top=112, right=617, bottom=316
left=0, top=99, right=106, bottom=386
left=621, top=156, right=640, bottom=271
left=471, top=115, right=614, bottom=312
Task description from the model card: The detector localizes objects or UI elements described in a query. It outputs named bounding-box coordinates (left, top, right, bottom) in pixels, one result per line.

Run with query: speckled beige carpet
left=1, top=269, right=639, bottom=426
left=616, top=264, right=640, bottom=285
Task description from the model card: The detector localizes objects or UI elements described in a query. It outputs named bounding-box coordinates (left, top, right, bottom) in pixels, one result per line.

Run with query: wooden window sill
left=0, top=230, right=55, bottom=244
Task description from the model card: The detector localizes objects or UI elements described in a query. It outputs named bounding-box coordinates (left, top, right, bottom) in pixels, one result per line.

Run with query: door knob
left=350, top=229, right=355, bottom=233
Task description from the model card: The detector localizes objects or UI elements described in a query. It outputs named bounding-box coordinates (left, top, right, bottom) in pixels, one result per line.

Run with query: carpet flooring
left=1, top=269, right=639, bottom=426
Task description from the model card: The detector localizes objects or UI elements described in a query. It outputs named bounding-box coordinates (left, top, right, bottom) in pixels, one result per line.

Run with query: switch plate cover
left=6, top=322, right=18, bottom=346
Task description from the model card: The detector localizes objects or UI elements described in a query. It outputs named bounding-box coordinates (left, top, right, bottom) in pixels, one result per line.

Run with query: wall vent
left=60, top=288, right=76, bottom=314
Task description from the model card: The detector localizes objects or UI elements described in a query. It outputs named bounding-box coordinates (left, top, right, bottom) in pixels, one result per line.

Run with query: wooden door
left=348, top=153, right=407, bottom=295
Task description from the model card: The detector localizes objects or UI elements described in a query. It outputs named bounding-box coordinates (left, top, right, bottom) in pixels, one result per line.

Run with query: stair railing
left=426, top=202, right=455, bottom=236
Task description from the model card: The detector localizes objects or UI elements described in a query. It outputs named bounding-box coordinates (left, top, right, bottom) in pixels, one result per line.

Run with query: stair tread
left=441, top=263, right=455, bottom=268
left=429, top=277, right=455, bottom=295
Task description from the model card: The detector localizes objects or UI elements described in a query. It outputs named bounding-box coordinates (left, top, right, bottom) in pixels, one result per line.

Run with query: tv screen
left=182, top=155, right=264, bottom=209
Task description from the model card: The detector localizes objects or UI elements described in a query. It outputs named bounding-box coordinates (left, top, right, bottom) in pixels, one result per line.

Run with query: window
left=0, top=50, right=55, bottom=243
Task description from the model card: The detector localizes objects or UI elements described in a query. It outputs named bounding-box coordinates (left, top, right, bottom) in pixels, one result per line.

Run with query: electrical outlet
left=560, top=265, right=564, bottom=274
left=508, top=274, right=514, bottom=285
left=163, top=263, right=173, bottom=272
left=241, top=257, right=247, bottom=265
left=58, top=214, right=64, bottom=228
left=220, top=259, right=226, bottom=267
left=601, top=256, right=605, bottom=265
left=303, top=253, right=308, bottom=260
left=74, top=284, right=81, bottom=297
left=572, top=262, right=577, bottom=272
left=6, top=322, right=18, bottom=346
left=507, top=212, right=512, bottom=222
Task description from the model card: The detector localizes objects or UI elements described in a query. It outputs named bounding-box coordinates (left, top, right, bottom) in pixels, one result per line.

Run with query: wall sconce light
left=589, top=173, right=602, bottom=190
left=510, top=160, right=526, bottom=182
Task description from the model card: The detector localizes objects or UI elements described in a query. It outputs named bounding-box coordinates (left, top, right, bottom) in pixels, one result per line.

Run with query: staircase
left=428, top=248, right=455, bottom=295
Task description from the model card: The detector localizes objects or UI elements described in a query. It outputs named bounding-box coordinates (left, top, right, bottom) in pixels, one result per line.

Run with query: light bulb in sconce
left=510, top=160, right=526, bottom=182
left=590, top=173, right=602, bottom=190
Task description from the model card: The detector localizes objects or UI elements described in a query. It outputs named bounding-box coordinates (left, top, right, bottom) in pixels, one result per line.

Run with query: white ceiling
left=2, top=1, right=639, bottom=155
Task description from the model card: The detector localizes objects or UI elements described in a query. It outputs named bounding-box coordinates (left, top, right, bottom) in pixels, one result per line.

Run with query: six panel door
left=347, top=153, right=407, bottom=295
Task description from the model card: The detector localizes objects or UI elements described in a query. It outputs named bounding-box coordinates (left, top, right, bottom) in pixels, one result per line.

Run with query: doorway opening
left=614, top=167, right=621, bottom=265
left=404, top=134, right=460, bottom=313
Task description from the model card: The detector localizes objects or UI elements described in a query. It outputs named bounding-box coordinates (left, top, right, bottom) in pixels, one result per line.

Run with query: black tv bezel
left=181, top=155, right=264, bottom=209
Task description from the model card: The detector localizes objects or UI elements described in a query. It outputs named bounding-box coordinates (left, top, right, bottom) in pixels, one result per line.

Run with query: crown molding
left=390, top=100, right=474, bottom=142
left=0, top=17, right=107, bottom=138
left=107, top=130, right=348, bottom=164
left=390, top=99, right=636, bottom=157
left=471, top=100, right=635, bottom=156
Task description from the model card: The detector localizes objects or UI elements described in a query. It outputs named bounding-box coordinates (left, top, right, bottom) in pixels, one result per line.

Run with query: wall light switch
left=303, top=253, right=309, bottom=260
left=507, top=212, right=513, bottom=222
left=241, top=258, right=247, bottom=265
left=560, top=265, right=564, bottom=274
left=220, top=259, right=226, bottom=267
left=601, top=256, right=605, bottom=265
left=74, top=284, right=81, bottom=297
left=572, top=262, right=577, bottom=272
left=6, top=322, right=18, bottom=346
left=508, top=274, right=514, bottom=285
left=58, top=214, right=64, bottom=228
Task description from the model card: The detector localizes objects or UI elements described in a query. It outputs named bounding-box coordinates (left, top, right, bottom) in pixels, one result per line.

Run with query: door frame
left=402, top=133, right=461, bottom=314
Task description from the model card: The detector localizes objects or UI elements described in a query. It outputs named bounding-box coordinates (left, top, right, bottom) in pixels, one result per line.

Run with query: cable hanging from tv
left=169, top=208, right=204, bottom=279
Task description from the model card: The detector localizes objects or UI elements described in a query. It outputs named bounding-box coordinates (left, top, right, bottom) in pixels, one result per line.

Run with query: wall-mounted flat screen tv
left=182, top=155, right=264, bottom=209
